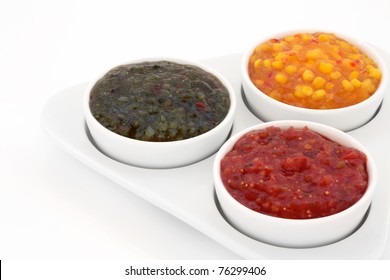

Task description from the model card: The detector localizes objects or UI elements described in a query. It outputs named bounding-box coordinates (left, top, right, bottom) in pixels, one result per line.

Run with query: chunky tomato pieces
left=220, top=126, right=368, bottom=219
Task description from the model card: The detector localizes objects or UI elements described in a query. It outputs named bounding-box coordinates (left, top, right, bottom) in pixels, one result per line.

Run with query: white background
left=1, top=0, right=390, bottom=259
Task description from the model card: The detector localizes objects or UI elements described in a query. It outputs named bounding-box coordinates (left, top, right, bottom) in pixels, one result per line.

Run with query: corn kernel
left=312, top=89, right=327, bottom=99
left=275, top=73, right=287, bottom=83
left=318, top=34, right=329, bottom=42
left=349, top=71, right=359, bottom=80
left=342, top=79, right=354, bottom=91
left=350, top=78, right=361, bottom=88
left=263, top=59, right=272, bottom=68
left=294, top=86, right=305, bottom=98
left=342, top=59, right=352, bottom=68
left=312, top=76, right=326, bottom=89
left=350, top=54, right=361, bottom=60
left=273, top=43, right=284, bottom=52
left=249, top=55, right=258, bottom=64
left=255, top=43, right=270, bottom=53
left=272, top=60, right=284, bottom=70
left=318, top=62, right=333, bottom=74
left=280, top=41, right=288, bottom=47
left=275, top=52, right=288, bottom=61
left=330, top=45, right=339, bottom=53
left=285, top=65, right=297, bottom=75
left=368, top=67, right=382, bottom=79
left=329, top=51, right=342, bottom=60
left=329, top=71, right=341, bottom=80
left=302, top=85, right=313, bottom=96
left=254, top=59, right=262, bottom=69
left=302, top=34, right=312, bottom=42
left=302, top=69, right=315, bottom=81
left=284, top=36, right=295, bottom=42
left=362, top=79, right=375, bottom=93
left=306, top=48, right=323, bottom=60
left=352, top=46, right=359, bottom=53
left=292, top=44, right=302, bottom=51
left=339, top=41, right=352, bottom=51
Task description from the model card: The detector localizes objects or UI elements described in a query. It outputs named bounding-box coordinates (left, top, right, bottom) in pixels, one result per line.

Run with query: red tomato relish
left=220, top=126, right=368, bottom=219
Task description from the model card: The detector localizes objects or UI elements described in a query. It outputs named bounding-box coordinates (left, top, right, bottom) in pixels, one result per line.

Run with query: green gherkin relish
left=89, top=61, right=230, bottom=142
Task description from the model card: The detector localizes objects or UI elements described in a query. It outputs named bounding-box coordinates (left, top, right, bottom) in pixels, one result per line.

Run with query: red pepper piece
left=195, top=101, right=206, bottom=110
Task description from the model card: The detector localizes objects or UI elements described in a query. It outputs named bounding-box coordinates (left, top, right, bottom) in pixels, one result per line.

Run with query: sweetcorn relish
left=248, top=32, right=382, bottom=109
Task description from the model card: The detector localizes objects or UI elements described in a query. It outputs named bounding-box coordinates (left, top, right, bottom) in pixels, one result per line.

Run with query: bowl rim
left=83, top=57, right=237, bottom=147
left=241, top=29, right=388, bottom=114
left=213, top=120, right=377, bottom=224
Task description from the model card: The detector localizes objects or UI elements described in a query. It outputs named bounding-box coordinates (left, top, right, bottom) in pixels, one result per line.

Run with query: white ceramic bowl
left=242, top=30, right=388, bottom=131
left=213, top=120, right=377, bottom=248
left=84, top=58, right=236, bottom=169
